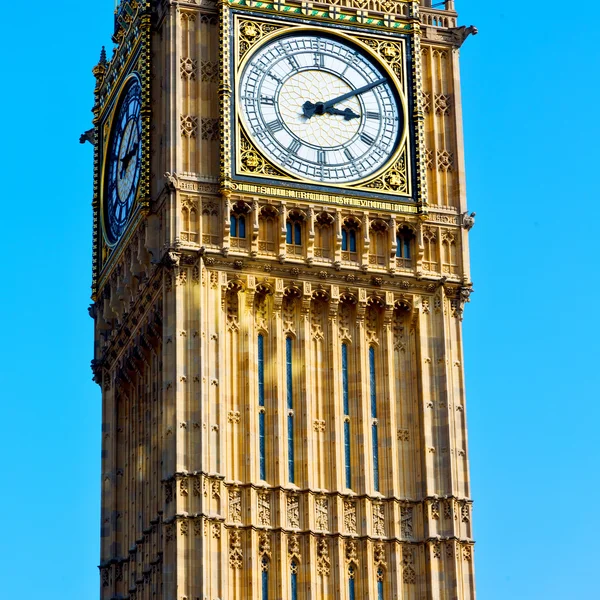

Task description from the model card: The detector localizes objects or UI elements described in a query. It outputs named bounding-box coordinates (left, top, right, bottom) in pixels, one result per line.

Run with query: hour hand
left=325, top=106, right=359, bottom=120
left=120, top=148, right=136, bottom=178
left=302, top=101, right=359, bottom=121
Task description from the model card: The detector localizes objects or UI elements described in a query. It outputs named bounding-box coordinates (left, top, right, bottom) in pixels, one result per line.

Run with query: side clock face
left=104, top=76, right=142, bottom=245
left=239, top=33, right=403, bottom=184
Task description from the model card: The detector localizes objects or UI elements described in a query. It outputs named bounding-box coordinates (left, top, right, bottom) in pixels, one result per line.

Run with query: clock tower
left=89, top=1, right=477, bottom=599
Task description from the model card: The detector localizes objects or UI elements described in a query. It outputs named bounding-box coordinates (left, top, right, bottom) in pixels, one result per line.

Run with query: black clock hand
left=325, top=106, right=360, bottom=120
left=120, top=139, right=138, bottom=178
left=302, top=77, right=387, bottom=119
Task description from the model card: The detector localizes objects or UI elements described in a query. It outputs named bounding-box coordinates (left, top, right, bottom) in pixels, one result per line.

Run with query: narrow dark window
left=370, top=346, right=380, bottom=492
left=342, top=343, right=351, bottom=488
left=348, top=565, right=356, bottom=600
left=349, top=229, right=357, bottom=252
left=286, top=336, right=295, bottom=483
left=377, top=571, right=384, bottom=600
left=261, top=557, right=269, bottom=600
left=258, top=334, right=266, bottom=480
left=291, top=561, right=298, bottom=600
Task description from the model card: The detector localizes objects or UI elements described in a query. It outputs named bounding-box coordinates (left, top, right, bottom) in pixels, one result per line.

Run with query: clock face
left=104, top=76, right=143, bottom=245
left=239, top=33, right=403, bottom=184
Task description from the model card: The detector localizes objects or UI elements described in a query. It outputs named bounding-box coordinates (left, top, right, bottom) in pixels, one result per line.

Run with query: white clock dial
left=239, top=33, right=402, bottom=184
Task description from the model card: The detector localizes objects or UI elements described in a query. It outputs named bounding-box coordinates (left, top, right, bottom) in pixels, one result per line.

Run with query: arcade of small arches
left=179, top=197, right=461, bottom=278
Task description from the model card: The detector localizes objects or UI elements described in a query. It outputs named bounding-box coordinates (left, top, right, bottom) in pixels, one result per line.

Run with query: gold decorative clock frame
left=219, top=0, right=428, bottom=211
left=91, top=0, right=152, bottom=299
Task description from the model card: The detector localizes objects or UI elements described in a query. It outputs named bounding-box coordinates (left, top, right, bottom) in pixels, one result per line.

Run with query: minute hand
left=322, top=77, right=387, bottom=109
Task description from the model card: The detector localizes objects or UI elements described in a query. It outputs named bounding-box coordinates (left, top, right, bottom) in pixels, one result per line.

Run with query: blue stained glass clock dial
left=104, top=76, right=142, bottom=244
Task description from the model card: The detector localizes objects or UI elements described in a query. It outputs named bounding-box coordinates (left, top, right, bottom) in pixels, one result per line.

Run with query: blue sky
left=0, top=1, right=597, bottom=598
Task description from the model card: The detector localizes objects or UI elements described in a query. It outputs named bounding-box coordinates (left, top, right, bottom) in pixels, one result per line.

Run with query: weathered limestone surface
left=91, top=1, right=476, bottom=598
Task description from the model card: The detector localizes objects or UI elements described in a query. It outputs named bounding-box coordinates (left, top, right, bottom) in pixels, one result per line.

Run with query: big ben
left=89, top=0, right=477, bottom=598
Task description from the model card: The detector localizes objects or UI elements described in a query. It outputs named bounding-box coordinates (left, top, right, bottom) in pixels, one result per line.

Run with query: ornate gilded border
left=92, top=1, right=152, bottom=298
left=222, top=11, right=420, bottom=205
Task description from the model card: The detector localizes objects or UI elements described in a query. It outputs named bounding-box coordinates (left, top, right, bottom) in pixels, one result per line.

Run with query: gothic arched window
left=369, top=220, right=388, bottom=267
left=286, top=211, right=305, bottom=257
left=423, top=229, right=438, bottom=272
left=314, top=212, right=334, bottom=260
left=258, top=334, right=266, bottom=481
left=369, top=345, right=380, bottom=492
left=181, top=198, right=199, bottom=244
left=258, top=205, right=278, bottom=255
left=202, top=203, right=220, bottom=247
left=342, top=217, right=360, bottom=262
left=342, top=342, right=352, bottom=489
left=396, top=226, right=415, bottom=268
left=348, top=565, right=356, bottom=600
left=261, top=556, right=270, bottom=600
left=291, top=560, right=299, bottom=600
left=286, top=336, right=295, bottom=483
left=442, top=233, right=459, bottom=276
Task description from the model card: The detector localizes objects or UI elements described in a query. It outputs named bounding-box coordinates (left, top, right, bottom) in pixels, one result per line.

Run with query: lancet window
left=181, top=197, right=199, bottom=243
left=442, top=232, right=459, bottom=276
left=341, top=217, right=360, bottom=262
left=291, top=560, right=299, bottom=600
left=230, top=215, right=246, bottom=246
left=369, top=220, right=388, bottom=267
left=342, top=342, right=352, bottom=489
left=314, top=212, right=334, bottom=260
left=261, top=556, right=269, bottom=600
left=286, top=336, right=295, bottom=483
left=396, top=226, right=415, bottom=269
left=201, top=202, right=220, bottom=247
left=258, top=205, right=279, bottom=255
left=286, top=210, right=305, bottom=257
left=258, top=334, right=266, bottom=480
left=370, top=345, right=380, bottom=492
left=348, top=565, right=356, bottom=600
left=377, top=573, right=384, bottom=600
left=423, top=229, right=439, bottom=272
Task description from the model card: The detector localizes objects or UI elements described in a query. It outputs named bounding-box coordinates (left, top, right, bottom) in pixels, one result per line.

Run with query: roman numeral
left=288, top=139, right=301, bottom=155
left=266, top=120, right=284, bottom=133
left=314, top=53, right=325, bottom=68
left=366, top=111, right=380, bottom=120
left=344, top=148, right=355, bottom=161
left=360, top=132, right=375, bottom=146
left=287, top=55, right=300, bottom=69
left=317, top=150, right=327, bottom=165
left=260, top=96, right=275, bottom=105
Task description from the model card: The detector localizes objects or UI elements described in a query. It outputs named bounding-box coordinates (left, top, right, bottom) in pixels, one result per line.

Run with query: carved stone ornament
left=401, top=505, right=413, bottom=538
left=373, top=503, right=385, bottom=536
left=402, top=545, right=416, bottom=584
left=238, top=19, right=286, bottom=62
left=259, top=531, right=272, bottom=559
left=229, top=489, right=242, bottom=523
left=258, top=491, right=271, bottom=526
left=229, top=530, right=243, bottom=569
left=287, top=495, right=300, bottom=529
left=239, top=128, right=287, bottom=177
left=374, top=542, right=387, bottom=570
left=316, top=537, right=331, bottom=576
left=431, top=499, right=440, bottom=520
left=344, top=500, right=357, bottom=534
left=315, top=497, right=328, bottom=531
left=288, top=534, right=301, bottom=562
left=180, top=478, right=188, bottom=497
left=345, top=540, right=358, bottom=565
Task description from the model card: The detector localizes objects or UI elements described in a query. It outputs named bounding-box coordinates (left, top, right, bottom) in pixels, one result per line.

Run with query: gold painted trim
left=99, top=73, right=144, bottom=250
left=232, top=17, right=413, bottom=196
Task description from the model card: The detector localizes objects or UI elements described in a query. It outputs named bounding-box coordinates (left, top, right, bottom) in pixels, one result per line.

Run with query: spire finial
left=99, top=46, right=107, bottom=65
